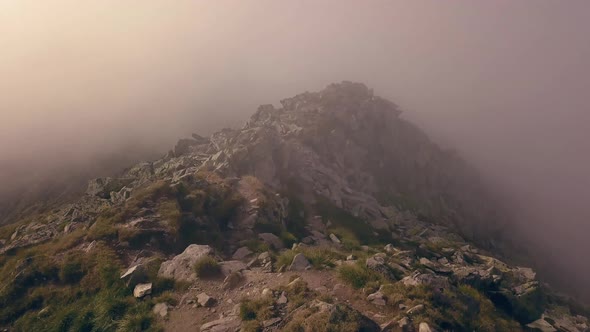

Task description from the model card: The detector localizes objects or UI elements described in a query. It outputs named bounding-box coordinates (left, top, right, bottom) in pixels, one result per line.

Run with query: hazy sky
left=1, top=0, right=590, bottom=295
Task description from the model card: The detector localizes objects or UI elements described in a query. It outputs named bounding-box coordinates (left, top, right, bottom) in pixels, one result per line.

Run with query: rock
left=526, top=318, right=557, bottom=332
left=407, top=304, right=425, bottom=315
left=158, top=244, right=214, bottom=282
left=261, top=288, right=272, bottom=297
left=328, top=304, right=380, bottom=332
left=258, top=251, right=271, bottom=262
left=197, top=293, right=216, bottom=307
left=133, top=283, right=152, bottom=298
left=418, top=322, right=432, bottom=332
left=419, top=257, right=452, bottom=274
left=401, top=272, right=450, bottom=290
left=310, top=300, right=334, bottom=313
left=277, top=292, right=288, bottom=304
left=258, top=233, right=284, bottom=249
left=232, top=247, right=253, bottom=261
left=219, top=260, right=247, bottom=277
left=289, top=253, right=311, bottom=271
left=153, top=303, right=169, bottom=318
left=384, top=244, right=396, bottom=253
left=262, top=317, right=282, bottom=328
left=223, top=271, right=244, bottom=289
left=367, top=291, right=387, bottom=306
left=86, top=177, right=132, bottom=199
left=200, top=316, right=241, bottom=332
left=120, top=264, right=147, bottom=287
left=329, top=233, right=341, bottom=244
left=366, top=255, right=396, bottom=280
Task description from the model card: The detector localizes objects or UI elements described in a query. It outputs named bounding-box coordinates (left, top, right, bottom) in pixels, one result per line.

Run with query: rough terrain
left=0, top=82, right=588, bottom=331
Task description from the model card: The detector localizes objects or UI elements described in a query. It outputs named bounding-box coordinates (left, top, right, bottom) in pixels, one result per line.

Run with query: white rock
left=133, top=283, right=152, bottom=298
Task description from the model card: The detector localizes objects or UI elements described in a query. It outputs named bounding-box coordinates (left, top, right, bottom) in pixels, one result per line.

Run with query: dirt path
left=162, top=267, right=398, bottom=331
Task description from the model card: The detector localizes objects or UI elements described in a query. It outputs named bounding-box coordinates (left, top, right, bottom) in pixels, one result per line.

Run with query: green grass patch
left=337, top=262, right=380, bottom=289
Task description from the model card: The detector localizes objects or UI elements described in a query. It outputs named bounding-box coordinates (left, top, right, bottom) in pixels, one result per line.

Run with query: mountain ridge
left=0, top=82, right=587, bottom=331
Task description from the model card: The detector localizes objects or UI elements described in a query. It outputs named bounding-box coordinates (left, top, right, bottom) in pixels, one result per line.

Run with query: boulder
left=158, top=244, right=214, bottom=282
left=258, top=233, right=284, bottom=249
left=232, top=247, right=253, bottom=261
left=289, top=253, right=311, bottom=271
left=367, top=291, right=387, bottom=306
left=197, top=293, right=216, bottom=307
left=133, top=283, right=152, bottom=298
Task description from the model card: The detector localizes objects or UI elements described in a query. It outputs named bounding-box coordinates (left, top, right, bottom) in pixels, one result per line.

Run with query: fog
left=1, top=1, right=589, bottom=298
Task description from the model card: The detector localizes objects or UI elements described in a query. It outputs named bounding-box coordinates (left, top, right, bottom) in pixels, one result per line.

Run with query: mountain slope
left=0, top=82, right=587, bottom=331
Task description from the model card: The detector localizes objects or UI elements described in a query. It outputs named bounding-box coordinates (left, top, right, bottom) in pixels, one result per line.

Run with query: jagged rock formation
left=0, top=82, right=588, bottom=331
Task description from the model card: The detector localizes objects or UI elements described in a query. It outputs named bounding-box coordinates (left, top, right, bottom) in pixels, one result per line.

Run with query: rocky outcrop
left=158, top=244, right=215, bottom=282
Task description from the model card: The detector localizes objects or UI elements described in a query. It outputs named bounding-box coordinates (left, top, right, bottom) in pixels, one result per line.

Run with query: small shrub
left=299, top=247, right=343, bottom=269
left=280, top=231, right=298, bottom=248
left=276, top=250, right=296, bottom=269
left=88, top=216, right=118, bottom=241
left=59, top=253, right=86, bottom=284
left=239, top=297, right=274, bottom=321
left=194, top=256, right=221, bottom=279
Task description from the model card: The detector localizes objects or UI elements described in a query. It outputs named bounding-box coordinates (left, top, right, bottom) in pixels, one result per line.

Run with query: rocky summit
left=0, top=82, right=588, bottom=331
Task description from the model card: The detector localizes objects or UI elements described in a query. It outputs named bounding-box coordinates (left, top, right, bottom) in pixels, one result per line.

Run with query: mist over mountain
left=1, top=1, right=590, bottom=330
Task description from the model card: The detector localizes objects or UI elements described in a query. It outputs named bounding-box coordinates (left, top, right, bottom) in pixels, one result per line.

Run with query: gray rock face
left=289, top=253, right=311, bottom=271
left=158, top=244, right=214, bottom=282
